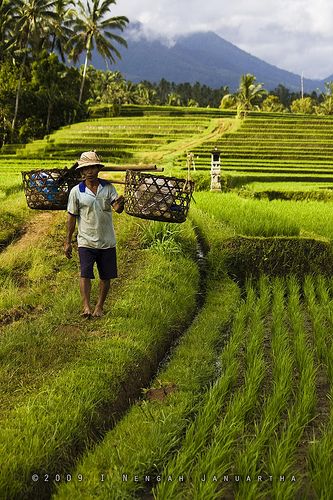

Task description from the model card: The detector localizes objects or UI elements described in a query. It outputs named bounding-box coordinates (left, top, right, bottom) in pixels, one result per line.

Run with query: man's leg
left=80, top=277, right=92, bottom=315
left=93, top=279, right=111, bottom=317
left=94, top=248, right=117, bottom=317
left=78, top=248, right=96, bottom=316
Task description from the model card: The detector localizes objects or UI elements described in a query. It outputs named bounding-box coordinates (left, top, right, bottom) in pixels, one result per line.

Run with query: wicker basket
left=124, top=170, right=195, bottom=223
left=22, top=168, right=80, bottom=210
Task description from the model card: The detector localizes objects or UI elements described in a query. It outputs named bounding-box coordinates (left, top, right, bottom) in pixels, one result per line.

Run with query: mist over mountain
left=91, top=23, right=329, bottom=92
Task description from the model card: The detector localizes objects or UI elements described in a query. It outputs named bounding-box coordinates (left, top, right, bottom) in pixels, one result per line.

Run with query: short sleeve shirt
left=67, top=179, right=118, bottom=249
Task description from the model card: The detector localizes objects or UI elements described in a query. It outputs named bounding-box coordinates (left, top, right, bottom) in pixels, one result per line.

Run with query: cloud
left=111, top=0, right=333, bottom=78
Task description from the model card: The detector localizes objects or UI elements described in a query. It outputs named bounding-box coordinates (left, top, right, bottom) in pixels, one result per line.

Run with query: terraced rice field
left=2, top=105, right=230, bottom=166
left=1, top=105, right=333, bottom=499
left=175, top=112, right=333, bottom=193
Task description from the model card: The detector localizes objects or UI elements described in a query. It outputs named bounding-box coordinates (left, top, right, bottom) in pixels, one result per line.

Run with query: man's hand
left=65, top=214, right=76, bottom=257
left=64, top=242, right=72, bottom=259
left=112, top=195, right=125, bottom=213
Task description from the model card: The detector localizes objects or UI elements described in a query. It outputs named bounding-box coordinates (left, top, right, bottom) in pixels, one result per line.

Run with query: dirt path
left=4, top=211, right=60, bottom=253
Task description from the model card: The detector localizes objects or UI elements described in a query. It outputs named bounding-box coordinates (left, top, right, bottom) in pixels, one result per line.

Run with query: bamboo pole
left=108, top=179, right=126, bottom=184
left=103, top=164, right=163, bottom=172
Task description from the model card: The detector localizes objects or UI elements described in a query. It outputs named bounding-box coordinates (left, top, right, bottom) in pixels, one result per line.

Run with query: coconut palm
left=69, top=0, right=128, bottom=104
left=167, top=92, right=182, bottom=106
left=315, top=82, right=333, bottom=115
left=0, top=0, right=15, bottom=61
left=237, top=73, right=267, bottom=114
left=10, top=0, right=57, bottom=131
left=49, top=0, right=76, bottom=62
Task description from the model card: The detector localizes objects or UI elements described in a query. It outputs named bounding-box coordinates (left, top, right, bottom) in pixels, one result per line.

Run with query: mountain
left=91, top=26, right=327, bottom=92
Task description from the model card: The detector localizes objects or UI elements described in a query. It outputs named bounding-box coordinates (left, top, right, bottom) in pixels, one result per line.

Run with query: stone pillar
left=210, top=148, right=221, bottom=191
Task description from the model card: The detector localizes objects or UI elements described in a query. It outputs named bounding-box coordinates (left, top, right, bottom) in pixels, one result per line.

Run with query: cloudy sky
left=111, top=0, right=333, bottom=79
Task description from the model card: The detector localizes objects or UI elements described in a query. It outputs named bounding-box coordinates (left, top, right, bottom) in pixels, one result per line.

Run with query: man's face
left=81, top=165, right=100, bottom=180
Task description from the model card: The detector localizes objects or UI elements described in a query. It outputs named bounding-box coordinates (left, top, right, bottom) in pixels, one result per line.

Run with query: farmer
left=64, top=151, right=125, bottom=317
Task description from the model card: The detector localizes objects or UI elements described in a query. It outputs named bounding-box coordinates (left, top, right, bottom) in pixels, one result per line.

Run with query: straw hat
left=76, top=151, right=104, bottom=170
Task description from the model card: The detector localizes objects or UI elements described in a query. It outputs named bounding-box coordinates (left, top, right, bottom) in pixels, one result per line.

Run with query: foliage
left=236, top=73, right=267, bottom=114
left=222, top=236, right=333, bottom=284
left=315, top=81, right=333, bottom=115
left=88, top=73, right=229, bottom=108
left=0, top=0, right=128, bottom=141
left=261, top=94, right=286, bottom=112
left=69, top=0, right=128, bottom=104
left=0, top=53, right=85, bottom=143
left=290, top=96, right=315, bottom=114
left=219, top=93, right=237, bottom=110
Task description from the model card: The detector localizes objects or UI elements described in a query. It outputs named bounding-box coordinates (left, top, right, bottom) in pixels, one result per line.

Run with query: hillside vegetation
left=1, top=105, right=333, bottom=499
left=174, top=111, right=333, bottom=196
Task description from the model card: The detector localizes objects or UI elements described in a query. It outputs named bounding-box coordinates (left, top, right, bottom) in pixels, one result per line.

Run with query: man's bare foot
left=92, top=306, right=104, bottom=317
left=81, top=307, right=92, bottom=318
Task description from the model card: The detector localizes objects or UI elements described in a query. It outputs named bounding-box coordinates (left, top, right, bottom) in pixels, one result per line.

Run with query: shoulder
left=98, top=178, right=110, bottom=186
left=69, top=183, right=81, bottom=196
left=99, top=178, right=117, bottom=194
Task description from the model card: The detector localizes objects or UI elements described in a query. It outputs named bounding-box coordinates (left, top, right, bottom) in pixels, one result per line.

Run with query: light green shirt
left=67, top=179, right=118, bottom=249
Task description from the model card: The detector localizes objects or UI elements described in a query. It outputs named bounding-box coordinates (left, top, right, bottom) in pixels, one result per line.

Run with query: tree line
left=219, top=74, right=333, bottom=116
left=0, top=0, right=128, bottom=145
left=1, top=0, right=333, bottom=147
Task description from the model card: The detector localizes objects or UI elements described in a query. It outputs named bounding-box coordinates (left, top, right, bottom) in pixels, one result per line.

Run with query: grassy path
left=0, top=212, right=200, bottom=499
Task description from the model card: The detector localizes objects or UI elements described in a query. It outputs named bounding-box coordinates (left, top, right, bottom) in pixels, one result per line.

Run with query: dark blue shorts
left=78, top=247, right=117, bottom=280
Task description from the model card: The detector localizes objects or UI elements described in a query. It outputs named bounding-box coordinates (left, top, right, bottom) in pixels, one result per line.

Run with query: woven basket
left=124, top=170, right=195, bottom=223
left=22, top=168, right=80, bottom=210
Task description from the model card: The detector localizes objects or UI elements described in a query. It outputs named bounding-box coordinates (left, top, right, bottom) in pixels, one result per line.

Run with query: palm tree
left=69, top=0, right=129, bottom=105
left=0, top=0, right=15, bottom=62
left=167, top=92, right=182, bottom=106
left=49, top=0, right=76, bottom=62
left=10, top=0, right=57, bottom=131
left=237, top=73, right=267, bottom=114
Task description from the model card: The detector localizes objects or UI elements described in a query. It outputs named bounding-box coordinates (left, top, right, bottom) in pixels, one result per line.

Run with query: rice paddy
left=1, top=105, right=333, bottom=499
left=174, top=111, right=333, bottom=195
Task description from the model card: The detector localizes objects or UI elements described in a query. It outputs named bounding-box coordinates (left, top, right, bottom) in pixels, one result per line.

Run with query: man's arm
left=64, top=213, right=76, bottom=258
left=112, top=195, right=125, bottom=214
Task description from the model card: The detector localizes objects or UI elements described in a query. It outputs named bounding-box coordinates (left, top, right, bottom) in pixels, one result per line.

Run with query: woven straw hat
left=76, top=151, right=104, bottom=170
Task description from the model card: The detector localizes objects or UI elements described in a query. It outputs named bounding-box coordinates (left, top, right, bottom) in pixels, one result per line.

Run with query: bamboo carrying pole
left=102, top=164, right=164, bottom=184
left=102, top=164, right=163, bottom=172
left=109, top=179, right=126, bottom=184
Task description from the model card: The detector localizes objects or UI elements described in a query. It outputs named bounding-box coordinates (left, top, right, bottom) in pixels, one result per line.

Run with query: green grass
left=53, top=277, right=240, bottom=500
left=2, top=106, right=333, bottom=499
left=192, top=191, right=333, bottom=240
left=152, top=276, right=329, bottom=499
left=0, top=212, right=199, bottom=498
left=192, top=192, right=300, bottom=237
left=172, top=113, right=333, bottom=196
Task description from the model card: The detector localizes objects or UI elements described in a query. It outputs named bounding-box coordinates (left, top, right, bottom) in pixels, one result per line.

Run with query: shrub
left=291, top=97, right=315, bottom=114
left=222, top=236, right=333, bottom=285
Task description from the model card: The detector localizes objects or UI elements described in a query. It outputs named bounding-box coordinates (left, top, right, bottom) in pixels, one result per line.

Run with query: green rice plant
left=53, top=278, right=240, bottom=500
left=138, top=220, right=190, bottom=255
left=0, top=243, right=199, bottom=499
left=154, top=282, right=267, bottom=499
left=18, top=113, right=216, bottom=164
left=234, top=278, right=293, bottom=499
left=304, top=275, right=330, bottom=361
left=308, top=383, right=333, bottom=498
left=187, top=113, right=333, bottom=193
left=194, top=192, right=300, bottom=237
left=264, top=276, right=316, bottom=499
left=303, top=275, right=333, bottom=497
left=194, top=191, right=333, bottom=241
left=189, top=204, right=235, bottom=281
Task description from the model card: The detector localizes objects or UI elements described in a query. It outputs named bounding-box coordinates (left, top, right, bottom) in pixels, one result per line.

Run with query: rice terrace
left=2, top=103, right=333, bottom=500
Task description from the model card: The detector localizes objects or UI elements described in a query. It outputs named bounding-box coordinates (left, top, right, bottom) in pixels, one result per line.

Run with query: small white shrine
left=210, top=147, right=221, bottom=191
